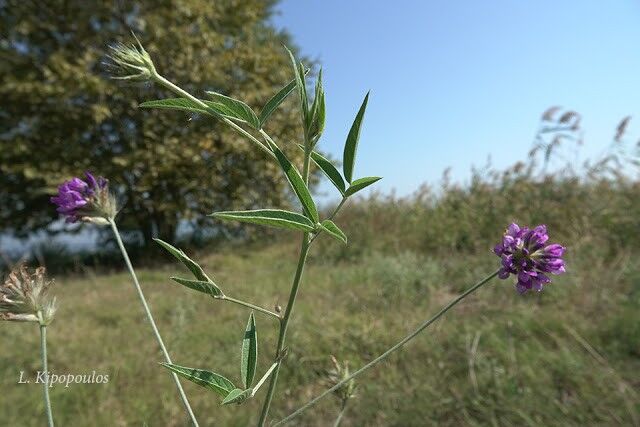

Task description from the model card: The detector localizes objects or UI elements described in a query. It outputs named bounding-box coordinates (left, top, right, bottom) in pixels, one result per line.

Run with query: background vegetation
left=1, top=1, right=638, bottom=425
left=1, top=120, right=638, bottom=425
left=0, top=0, right=310, bottom=246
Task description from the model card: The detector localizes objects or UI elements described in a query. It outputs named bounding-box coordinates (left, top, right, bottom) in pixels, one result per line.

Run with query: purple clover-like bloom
left=51, top=172, right=111, bottom=223
left=494, top=223, right=566, bottom=294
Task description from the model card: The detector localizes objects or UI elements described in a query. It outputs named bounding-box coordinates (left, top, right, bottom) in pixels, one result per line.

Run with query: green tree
left=0, top=0, right=308, bottom=244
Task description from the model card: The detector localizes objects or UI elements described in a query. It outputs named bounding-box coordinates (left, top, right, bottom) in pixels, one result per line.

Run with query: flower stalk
left=2, top=267, right=57, bottom=426
left=38, top=313, right=54, bottom=427
left=108, top=219, right=199, bottom=427
left=273, top=269, right=501, bottom=426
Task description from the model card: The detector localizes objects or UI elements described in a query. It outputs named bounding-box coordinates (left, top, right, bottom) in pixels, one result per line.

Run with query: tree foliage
left=0, top=0, right=309, bottom=244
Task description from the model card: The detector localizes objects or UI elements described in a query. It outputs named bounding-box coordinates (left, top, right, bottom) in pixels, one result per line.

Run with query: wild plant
left=1, top=266, right=57, bottom=426
left=49, top=37, right=567, bottom=426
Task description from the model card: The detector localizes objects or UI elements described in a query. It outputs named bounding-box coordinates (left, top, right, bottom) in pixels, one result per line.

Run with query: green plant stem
left=256, top=137, right=316, bottom=426
left=257, top=234, right=310, bottom=426
left=327, top=197, right=347, bottom=221
left=310, top=196, right=347, bottom=244
left=273, top=269, right=501, bottom=426
left=108, top=219, right=199, bottom=427
left=333, top=401, right=348, bottom=427
left=153, top=74, right=274, bottom=159
left=38, top=314, right=54, bottom=427
left=219, top=295, right=281, bottom=321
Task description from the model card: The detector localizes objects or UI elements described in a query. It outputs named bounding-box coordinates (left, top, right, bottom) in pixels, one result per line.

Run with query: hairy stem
left=274, top=270, right=501, bottom=426
left=38, top=315, right=54, bottom=427
left=219, top=295, right=281, bottom=321
left=109, top=219, right=199, bottom=427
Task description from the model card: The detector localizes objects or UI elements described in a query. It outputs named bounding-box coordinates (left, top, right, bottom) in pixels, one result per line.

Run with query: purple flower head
left=494, top=223, right=566, bottom=294
left=50, top=172, right=114, bottom=223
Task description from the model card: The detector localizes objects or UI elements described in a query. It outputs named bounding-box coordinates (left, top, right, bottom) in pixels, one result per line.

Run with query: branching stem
left=218, top=295, right=281, bottom=321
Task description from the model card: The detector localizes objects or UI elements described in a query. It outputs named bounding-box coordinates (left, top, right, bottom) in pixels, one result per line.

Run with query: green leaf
left=345, top=176, right=382, bottom=197
left=272, top=145, right=319, bottom=222
left=139, top=98, right=235, bottom=119
left=170, top=277, right=223, bottom=297
left=284, top=46, right=308, bottom=124
left=205, top=91, right=261, bottom=129
left=318, top=220, right=347, bottom=244
left=343, top=92, right=370, bottom=183
left=210, top=209, right=316, bottom=232
left=309, top=150, right=345, bottom=195
left=153, top=239, right=211, bottom=282
left=222, top=388, right=252, bottom=405
left=259, top=68, right=310, bottom=127
left=140, top=98, right=212, bottom=115
left=160, top=363, right=235, bottom=398
left=308, top=68, right=326, bottom=144
left=241, top=312, right=258, bottom=388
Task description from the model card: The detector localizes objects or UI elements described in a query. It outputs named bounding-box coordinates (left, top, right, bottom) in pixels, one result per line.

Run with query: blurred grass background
left=1, top=139, right=639, bottom=426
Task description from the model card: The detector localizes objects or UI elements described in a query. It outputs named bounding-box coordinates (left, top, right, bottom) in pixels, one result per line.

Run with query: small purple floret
left=494, top=223, right=566, bottom=293
left=50, top=172, right=108, bottom=222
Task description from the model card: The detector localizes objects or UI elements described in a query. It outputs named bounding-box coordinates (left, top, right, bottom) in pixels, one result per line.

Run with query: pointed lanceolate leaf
left=259, top=68, right=310, bottom=127
left=345, top=176, right=382, bottom=197
left=222, top=388, right=252, bottom=405
left=318, top=220, right=347, bottom=244
left=308, top=68, right=325, bottom=143
left=296, top=144, right=345, bottom=195
left=170, top=277, right=223, bottom=297
left=343, top=92, right=370, bottom=183
left=241, top=312, right=258, bottom=388
left=139, top=98, right=234, bottom=119
left=140, top=98, right=212, bottom=115
left=210, top=209, right=316, bottom=232
left=310, top=150, right=346, bottom=194
left=154, top=239, right=211, bottom=282
left=205, top=91, right=261, bottom=129
left=160, top=363, right=235, bottom=397
left=272, top=146, right=319, bottom=222
left=284, top=46, right=308, bottom=124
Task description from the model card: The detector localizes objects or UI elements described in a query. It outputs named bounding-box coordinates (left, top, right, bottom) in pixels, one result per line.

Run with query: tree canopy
left=0, top=0, right=309, bottom=244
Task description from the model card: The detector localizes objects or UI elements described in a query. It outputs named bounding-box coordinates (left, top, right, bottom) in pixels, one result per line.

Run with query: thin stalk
left=274, top=270, right=501, bottom=426
left=310, top=196, right=347, bottom=244
left=327, top=196, right=347, bottom=221
left=333, top=402, right=348, bottom=427
left=219, top=295, right=281, bottom=321
left=251, top=362, right=279, bottom=398
left=153, top=74, right=274, bottom=159
left=109, top=219, right=199, bottom=427
left=38, top=314, right=54, bottom=427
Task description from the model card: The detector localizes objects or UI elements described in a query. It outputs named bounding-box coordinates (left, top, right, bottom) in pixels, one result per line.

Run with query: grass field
left=1, top=235, right=638, bottom=426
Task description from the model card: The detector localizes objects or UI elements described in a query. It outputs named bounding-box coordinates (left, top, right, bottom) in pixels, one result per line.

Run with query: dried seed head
left=1, top=266, right=57, bottom=324
left=325, top=355, right=356, bottom=403
left=541, top=106, right=561, bottom=122
left=615, top=116, right=632, bottom=142
left=107, top=34, right=157, bottom=81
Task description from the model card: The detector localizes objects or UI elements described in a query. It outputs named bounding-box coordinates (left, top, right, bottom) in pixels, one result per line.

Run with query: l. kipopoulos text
left=18, top=371, right=109, bottom=387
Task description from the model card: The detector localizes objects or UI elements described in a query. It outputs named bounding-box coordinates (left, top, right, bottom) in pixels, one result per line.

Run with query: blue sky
left=272, top=1, right=640, bottom=198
